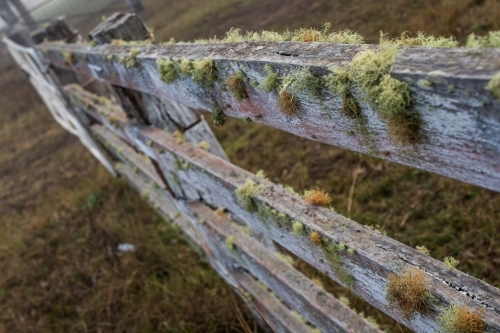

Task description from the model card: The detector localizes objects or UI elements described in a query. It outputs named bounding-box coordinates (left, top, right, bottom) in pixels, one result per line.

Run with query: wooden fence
left=4, top=13, right=500, bottom=333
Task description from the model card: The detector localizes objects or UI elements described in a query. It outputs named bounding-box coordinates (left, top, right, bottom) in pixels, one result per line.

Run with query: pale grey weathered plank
left=40, top=41, right=500, bottom=193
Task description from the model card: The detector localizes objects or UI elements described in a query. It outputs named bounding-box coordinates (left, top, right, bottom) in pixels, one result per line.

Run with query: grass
left=2, top=0, right=500, bottom=332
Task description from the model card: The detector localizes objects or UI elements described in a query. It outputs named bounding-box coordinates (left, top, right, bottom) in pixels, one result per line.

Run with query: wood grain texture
left=66, top=67, right=500, bottom=333
left=40, top=41, right=500, bottom=193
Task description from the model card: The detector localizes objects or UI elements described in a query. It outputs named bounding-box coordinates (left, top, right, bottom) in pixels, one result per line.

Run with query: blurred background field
left=0, top=0, right=500, bottom=332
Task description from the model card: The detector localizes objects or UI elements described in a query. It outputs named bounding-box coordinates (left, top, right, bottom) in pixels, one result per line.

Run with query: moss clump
left=282, top=67, right=322, bottom=99
left=243, top=117, right=252, bottom=124
left=235, top=179, right=264, bottom=212
left=466, top=31, right=500, bottom=48
left=310, top=231, right=323, bottom=246
left=63, top=50, right=76, bottom=65
left=192, top=58, right=217, bottom=87
left=260, top=65, right=281, bottom=92
left=198, top=140, right=210, bottom=150
left=172, top=130, right=186, bottom=144
left=225, top=235, right=236, bottom=250
left=278, top=91, right=299, bottom=116
left=386, top=268, right=431, bottom=317
left=342, top=90, right=361, bottom=118
left=304, top=187, right=332, bottom=207
left=486, top=72, right=500, bottom=101
left=388, top=111, right=421, bottom=144
left=444, top=256, right=459, bottom=270
left=292, top=221, right=304, bottom=235
left=225, top=74, right=248, bottom=101
left=255, top=170, right=266, bottom=179
left=419, top=79, right=433, bottom=88
left=391, top=31, right=458, bottom=48
left=373, top=74, right=411, bottom=117
left=274, top=251, right=294, bottom=265
left=322, top=240, right=354, bottom=286
left=179, top=58, right=193, bottom=76
left=124, top=47, right=140, bottom=68
left=437, top=305, right=486, bottom=333
left=157, top=58, right=180, bottom=84
left=211, top=107, right=226, bottom=126
left=219, top=23, right=364, bottom=44
left=415, top=245, right=430, bottom=256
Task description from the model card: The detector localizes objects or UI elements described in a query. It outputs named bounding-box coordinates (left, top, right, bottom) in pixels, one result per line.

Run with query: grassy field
left=1, top=0, right=500, bottom=332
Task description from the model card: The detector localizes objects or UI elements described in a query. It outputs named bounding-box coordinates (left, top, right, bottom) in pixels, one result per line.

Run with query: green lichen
left=486, top=72, right=500, bottom=101
left=225, top=73, right=248, bottom=101
left=282, top=67, right=322, bottom=99
left=259, top=65, right=281, bottom=92
left=255, top=169, right=266, bottom=179
left=124, top=47, right=140, bottom=68
left=211, top=107, right=226, bottom=126
left=416, top=245, right=430, bottom=256
left=292, top=221, right=304, bottom=235
left=389, top=31, right=458, bottom=48
left=157, top=58, right=180, bottom=84
left=235, top=179, right=264, bottom=212
left=225, top=235, right=236, bottom=250
left=274, top=251, right=294, bottom=265
left=466, top=31, right=500, bottom=48
left=179, top=58, right=193, bottom=75
left=437, top=305, right=486, bottom=333
left=63, top=50, right=76, bottom=65
left=192, top=58, right=217, bottom=87
left=322, top=240, right=354, bottom=286
left=444, top=256, right=459, bottom=270
left=419, top=79, right=433, bottom=88
left=372, top=74, right=411, bottom=118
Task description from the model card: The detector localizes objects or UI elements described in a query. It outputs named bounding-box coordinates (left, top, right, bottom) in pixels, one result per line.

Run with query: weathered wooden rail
left=5, top=12, right=500, bottom=333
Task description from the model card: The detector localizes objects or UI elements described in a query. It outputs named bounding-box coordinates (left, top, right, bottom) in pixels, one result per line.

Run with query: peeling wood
left=40, top=41, right=500, bottom=193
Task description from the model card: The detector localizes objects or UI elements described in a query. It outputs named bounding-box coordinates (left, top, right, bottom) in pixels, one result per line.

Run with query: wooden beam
left=39, top=41, right=500, bottom=193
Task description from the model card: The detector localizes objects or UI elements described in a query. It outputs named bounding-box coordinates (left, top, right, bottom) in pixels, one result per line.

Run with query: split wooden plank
left=187, top=201, right=381, bottom=333
left=91, top=124, right=165, bottom=188
left=40, top=40, right=500, bottom=193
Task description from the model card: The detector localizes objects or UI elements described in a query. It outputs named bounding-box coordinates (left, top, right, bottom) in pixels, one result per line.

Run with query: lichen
left=304, top=187, right=332, bottom=207
left=235, top=179, right=264, bottom=212
left=322, top=240, right=354, bottom=286
left=225, top=74, right=248, bottom=101
left=372, top=74, right=411, bottom=118
left=444, top=256, right=459, bottom=270
left=466, top=31, right=500, bottom=48
left=486, top=72, right=500, bottom=101
left=211, top=107, right=226, bottom=126
left=310, top=231, right=323, bottom=246
left=278, top=91, right=299, bottom=116
left=255, top=169, right=266, bottom=179
left=281, top=67, right=322, bottom=99
left=198, top=140, right=210, bottom=150
left=388, top=31, right=458, bottom=48
left=274, top=251, right=294, bottom=265
left=225, top=235, right=236, bottom=250
left=292, top=221, right=304, bottom=235
left=179, top=58, right=193, bottom=76
left=63, top=50, right=76, bottom=65
left=170, top=130, right=185, bottom=144
left=260, top=65, right=281, bottom=92
left=124, top=47, right=140, bottom=68
left=416, top=245, right=430, bottom=256
left=157, top=58, right=180, bottom=84
left=192, top=58, right=217, bottom=87
left=243, top=116, right=252, bottom=124
left=386, top=267, right=431, bottom=317
left=437, top=305, right=486, bottom=333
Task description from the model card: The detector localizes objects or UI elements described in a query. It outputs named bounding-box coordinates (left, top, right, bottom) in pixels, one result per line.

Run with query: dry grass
left=304, top=188, right=332, bottom=207
left=386, top=268, right=430, bottom=317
